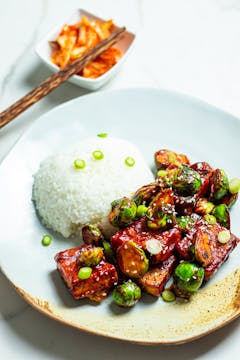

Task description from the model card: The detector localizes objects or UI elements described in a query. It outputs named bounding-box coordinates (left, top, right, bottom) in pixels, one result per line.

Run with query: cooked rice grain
left=33, top=137, right=154, bottom=238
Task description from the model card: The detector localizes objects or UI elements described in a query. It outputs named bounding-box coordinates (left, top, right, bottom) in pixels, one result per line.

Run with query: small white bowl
left=35, top=9, right=136, bottom=90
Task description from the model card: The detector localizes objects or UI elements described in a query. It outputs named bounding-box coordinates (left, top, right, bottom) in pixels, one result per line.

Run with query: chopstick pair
left=0, top=26, right=126, bottom=129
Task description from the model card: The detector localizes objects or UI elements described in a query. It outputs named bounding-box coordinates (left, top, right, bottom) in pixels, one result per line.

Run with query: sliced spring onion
left=229, top=178, right=240, bottom=194
left=42, top=234, right=52, bottom=246
left=162, top=290, right=176, bottom=302
left=146, top=239, right=163, bottom=255
left=125, top=157, right=135, bottom=167
left=78, top=267, right=92, bottom=280
left=92, top=150, right=104, bottom=160
left=97, top=133, right=108, bottom=138
left=157, top=169, right=168, bottom=177
left=73, top=158, right=86, bottom=169
left=204, top=214, right=217, bottom=225
left=136, top=205, right=148, bottom=217
left=218, top=230, right=231, bottom=244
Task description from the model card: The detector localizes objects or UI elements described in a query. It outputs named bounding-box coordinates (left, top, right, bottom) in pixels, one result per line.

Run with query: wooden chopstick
left=0, top=26, right=126, bottom=129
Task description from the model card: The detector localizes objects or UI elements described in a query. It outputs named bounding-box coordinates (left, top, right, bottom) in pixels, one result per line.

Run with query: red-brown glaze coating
left=111, top=217, right=181, bottom=264
left=55, top=246, right=118, bottom=302
left=190, top=162, right=213, bottom=198
left=175, top=218, right=206, bottom=259
left=155, top=149, right=190, bottom=170
left=138, top=255, right=177, bottom=296
left=174, top=194, right=197, bottom=216
left=194, top=223, right=239, bottom=281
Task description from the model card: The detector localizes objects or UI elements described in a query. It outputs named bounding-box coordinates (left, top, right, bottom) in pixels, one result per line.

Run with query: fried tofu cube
left=138, top=255, right=177, bottom=296
left=55, top=245, right=118, bottom=302
left=111, top=218, right=180, bottom=264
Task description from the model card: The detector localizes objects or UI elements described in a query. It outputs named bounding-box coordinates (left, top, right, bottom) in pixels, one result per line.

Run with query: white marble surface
left=1, top=0, right=240, bottom=358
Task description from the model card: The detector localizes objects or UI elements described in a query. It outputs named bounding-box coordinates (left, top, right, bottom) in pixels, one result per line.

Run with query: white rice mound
left=33, top=136, right=154, bottom=238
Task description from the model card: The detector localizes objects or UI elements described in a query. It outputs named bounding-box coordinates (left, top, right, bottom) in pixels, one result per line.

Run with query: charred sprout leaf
left=209, top=169, right=229, bottom=202
left=194, top=198, right=215, bottom=215
left=176, top=216, right=195, bottom=232
left=102, top=240, right=115, bottom=263
left=117, top=241, right=149, bottom=278
left=132, top=183, right=159, bottom=206
left=79, top=246, right=104, bottom=267
left=173, top=262, right=204, bottom=297
left=221, top=191, right=238, bottom=209
left=147, top=189, right=176, bottom=230
left=155, top=149, right=190, bottom=170
left=112, top=280, right=141, bottom=307
left=171, top=166, right=201, bottom=196
left=190, top=162, right=213, bottom=176
left=108, top=197, right=137, bottom=227
left=212, top=204, right=230, bottom=229
left=82, top=224, right=104, bottom=245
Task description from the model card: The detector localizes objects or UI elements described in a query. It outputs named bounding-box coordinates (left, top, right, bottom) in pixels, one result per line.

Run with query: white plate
left=35, top=9, right=136, bottom=90
left=0, top=88, right=239, bottom=344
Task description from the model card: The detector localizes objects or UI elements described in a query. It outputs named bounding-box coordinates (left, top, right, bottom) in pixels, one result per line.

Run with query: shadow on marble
left=23, top=61, right=90, bottom=106
left=1, top=269, right=240, bottom=360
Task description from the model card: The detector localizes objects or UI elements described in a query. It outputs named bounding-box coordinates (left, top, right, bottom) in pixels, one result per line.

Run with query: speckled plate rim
left=7, top=271, right=240, bottom=345
left=0, top=88, right=240, bottom=345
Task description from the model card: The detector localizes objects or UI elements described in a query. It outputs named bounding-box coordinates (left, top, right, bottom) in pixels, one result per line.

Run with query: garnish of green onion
left=229, top=178, right=240, bottom=194
left=125, top=156, right=135, bottom=167
left=78, top=267, right=92, bottom=280
left=162, top=290, right=176, bottom=302
left=42, top=234, right=52, bottom=246
left=157, top=170, right=168, bottom=177
left=136, top=205, right=148, bottom=217
left=146, top=239, right=163, bottom=255
left=73, top=158, right=86, bottom=170
left=97, top=133, right=108, bottom=138
left=92, top=150, right=104, bottom=160
left=204, top=214, right=217, bottom=225
left=218, top=230, right=231, bottom=244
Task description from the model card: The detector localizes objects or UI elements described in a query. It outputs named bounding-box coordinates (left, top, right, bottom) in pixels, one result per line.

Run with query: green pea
left=78, top=267, right=92, bottom=280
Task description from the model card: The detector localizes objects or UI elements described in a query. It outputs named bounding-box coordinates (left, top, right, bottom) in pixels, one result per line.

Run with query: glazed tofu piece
left=111, top=217, right=181, bottom=264
left=193, top=223, right=238, bottom=281
left=55, top=245, right=118, bottom=302
left=175, top=217, right=239, bottom=279
left=138, top=255, right=177, bottom=296
left=175, top=217, right=205, bottom=259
